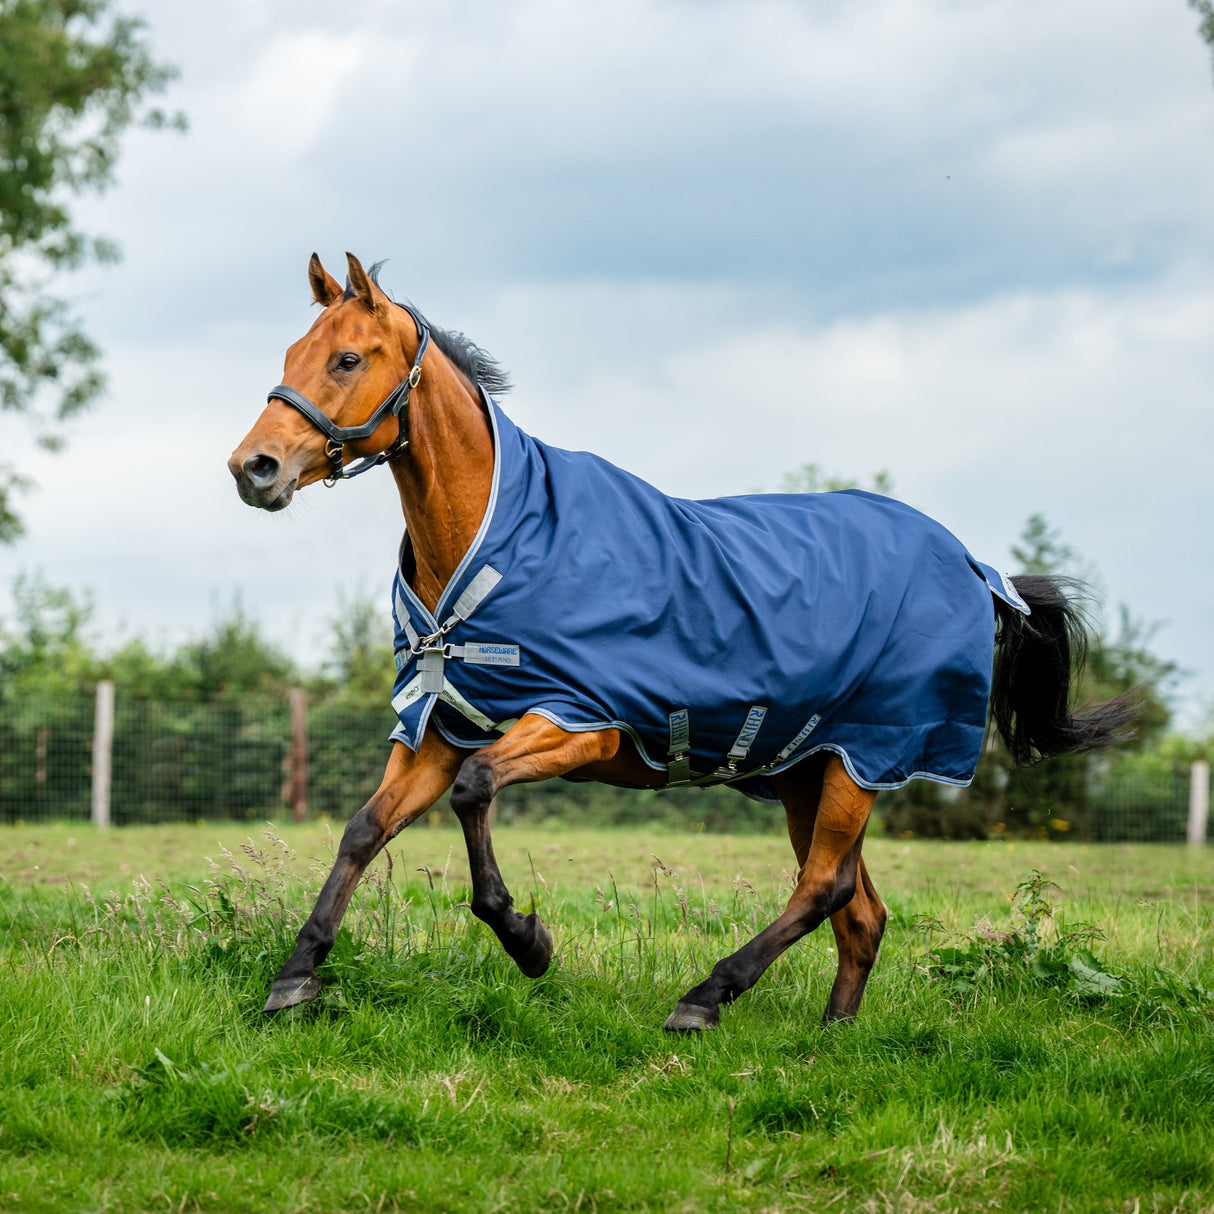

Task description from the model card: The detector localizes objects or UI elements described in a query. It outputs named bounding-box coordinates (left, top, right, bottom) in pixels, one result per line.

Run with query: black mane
left=348, top=260, right=513, bottom=397
left=411, top=309, right=513, bottom=397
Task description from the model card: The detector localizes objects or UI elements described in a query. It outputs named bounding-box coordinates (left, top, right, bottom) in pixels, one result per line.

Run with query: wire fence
left=0, top=695, right=396, bottom=825
left=1091, top=764, right=1194, bottom=843
left=0, top=691, right=1208, bottom=841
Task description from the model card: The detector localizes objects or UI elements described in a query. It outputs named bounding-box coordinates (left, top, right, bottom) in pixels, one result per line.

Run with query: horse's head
left=228, top=252, right=419, bottom=510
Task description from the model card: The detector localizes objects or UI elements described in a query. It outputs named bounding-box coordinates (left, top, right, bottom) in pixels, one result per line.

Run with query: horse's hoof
left=263, top=974, right=321, bottom=1013
left=663, top=1001, right=720, bottom=1032
left=513, top=913, right=554, bottom=978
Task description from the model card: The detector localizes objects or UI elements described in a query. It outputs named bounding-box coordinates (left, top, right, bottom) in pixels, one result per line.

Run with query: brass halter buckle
left=323, top=438, right=343, bottom=487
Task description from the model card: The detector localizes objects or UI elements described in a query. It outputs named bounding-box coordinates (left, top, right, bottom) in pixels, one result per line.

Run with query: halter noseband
left=266, top=303, right=432, bottom=485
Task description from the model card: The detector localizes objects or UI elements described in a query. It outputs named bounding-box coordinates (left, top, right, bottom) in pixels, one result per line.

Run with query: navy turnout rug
left=389, top=399, right=1028, bottom=801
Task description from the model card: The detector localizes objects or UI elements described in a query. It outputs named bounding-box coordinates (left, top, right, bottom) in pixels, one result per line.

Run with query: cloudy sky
left=4, top=0, right=1213, bottom=721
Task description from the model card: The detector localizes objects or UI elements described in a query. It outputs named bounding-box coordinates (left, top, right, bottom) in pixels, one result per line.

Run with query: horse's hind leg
left=665, top=755, right=877, bottom=1031
left=448, top=714, right=619, bottom=977
left=264, top=734, right=462, bottom=1012
left=824, top=855, right=887, bottom=1021
left=780, top=759, right=887, bottom=1022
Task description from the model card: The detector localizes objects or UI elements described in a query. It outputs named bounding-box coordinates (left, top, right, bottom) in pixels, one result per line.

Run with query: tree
left=1194, top=0, right=1214, bottom=73
left=778, top=463, right=894, bottom=496
left=0, top=576, right=297, bottom=701
left=168, top=606, right=296, bottom=701
left=0, top=570, right=98, bottom=697
left=1009, top=514, right=1176, bottom=742
left=314, top=589, right=396, bottom=706
left=1000, top=514, right=1176, bottom=834
left=0, top=0, right=184, bottom=540
left=1010, top=512, right=1077, bottom=577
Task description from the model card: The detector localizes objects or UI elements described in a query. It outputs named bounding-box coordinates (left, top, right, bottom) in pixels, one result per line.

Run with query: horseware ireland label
left=461, top=642, right=521, bottom=667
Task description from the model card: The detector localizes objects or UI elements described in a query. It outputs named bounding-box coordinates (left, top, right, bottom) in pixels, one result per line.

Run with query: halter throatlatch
left=266, top=303, right=432, bottom=485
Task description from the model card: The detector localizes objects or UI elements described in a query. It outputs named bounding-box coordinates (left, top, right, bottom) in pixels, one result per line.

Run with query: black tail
left=990, top=575, right=1139, bottom=765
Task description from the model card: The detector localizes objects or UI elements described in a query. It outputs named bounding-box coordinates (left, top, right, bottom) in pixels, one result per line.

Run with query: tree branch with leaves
left=1193, top=0, right=1214, bottom=74
left=0, top=0, right=184, bottom=540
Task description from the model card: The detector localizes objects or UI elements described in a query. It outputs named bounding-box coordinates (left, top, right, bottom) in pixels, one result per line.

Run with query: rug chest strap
left=396, top=563, right=518, bottom=727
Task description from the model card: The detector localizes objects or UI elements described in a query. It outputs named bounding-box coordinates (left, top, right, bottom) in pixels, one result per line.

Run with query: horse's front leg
left=449, top=714, right=619, bottom=977
left=264, top=732, right=463, bottom=1012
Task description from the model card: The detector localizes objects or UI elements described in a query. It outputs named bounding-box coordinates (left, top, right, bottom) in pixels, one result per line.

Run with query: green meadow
left=1, top=820, right=1212, bottom=1213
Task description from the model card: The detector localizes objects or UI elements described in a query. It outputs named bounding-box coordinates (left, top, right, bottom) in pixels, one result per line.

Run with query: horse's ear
left=345, top=252, right=387, bottom=317
left=308, top=253, right=343, bottom=307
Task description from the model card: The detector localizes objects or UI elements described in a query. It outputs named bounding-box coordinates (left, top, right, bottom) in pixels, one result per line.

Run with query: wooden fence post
left=91, top=680, right=114, bottom=829
left=289, top=688, right=309, bottom=824
left=1188, top=759, right=1209, bottom=847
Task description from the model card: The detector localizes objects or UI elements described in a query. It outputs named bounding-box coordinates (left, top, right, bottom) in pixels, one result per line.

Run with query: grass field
left=1, top=820, right=1212, bottom=1214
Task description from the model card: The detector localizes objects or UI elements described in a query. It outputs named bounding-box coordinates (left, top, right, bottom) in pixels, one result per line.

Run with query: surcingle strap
left=775, top=714, right=822, bottom=763
left=716, top=705, right=768, bottom=777
left=667, top=708, right=692, bottom=785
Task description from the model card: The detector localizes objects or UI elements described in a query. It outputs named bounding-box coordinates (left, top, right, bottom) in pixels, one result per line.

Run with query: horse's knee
left=450, top=755, right=495, bottom=818
left=813, top=867, right=859, bottom=920
left=337, top=805, right=386, bottom=866
left=828, top=868, right=860, bottom=916
left=790, top=855, right=861, bottom=932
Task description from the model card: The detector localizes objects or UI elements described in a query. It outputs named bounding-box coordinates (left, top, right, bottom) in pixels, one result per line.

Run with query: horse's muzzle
left=228, top=449, right=296, bottom=511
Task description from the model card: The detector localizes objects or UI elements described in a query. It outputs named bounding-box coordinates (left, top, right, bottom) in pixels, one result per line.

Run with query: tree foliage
left=1010, top=512, right=1077, bottom=577
left=0, top=570, right=96, bottom=696
left=0, top=575, right=298, bottom=703
left=0, top=0, right=183, bottom=539
left=317, top=589, right=395, bottom=706
left=778, top=462, right=894, bottom=496
left=1194, top=0, right=1214, bottom=77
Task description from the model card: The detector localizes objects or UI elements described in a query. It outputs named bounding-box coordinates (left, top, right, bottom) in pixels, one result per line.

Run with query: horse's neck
left=389, top=352, right=493, bottom=615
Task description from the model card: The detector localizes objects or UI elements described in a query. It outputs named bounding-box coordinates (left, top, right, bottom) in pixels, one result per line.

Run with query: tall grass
left=0, top=823, right=1211, bottom=1213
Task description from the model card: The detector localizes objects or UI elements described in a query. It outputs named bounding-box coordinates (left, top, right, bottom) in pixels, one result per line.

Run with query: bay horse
left=228, top=253, right=1134, bottom=1031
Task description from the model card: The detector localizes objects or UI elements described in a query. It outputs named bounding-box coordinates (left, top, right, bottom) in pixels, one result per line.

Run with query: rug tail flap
left=971, top=559, right=1030, bottom=614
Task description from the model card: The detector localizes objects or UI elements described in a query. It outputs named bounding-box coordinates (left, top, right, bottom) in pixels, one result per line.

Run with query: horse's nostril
left=243, top=453, right=280, bottom=486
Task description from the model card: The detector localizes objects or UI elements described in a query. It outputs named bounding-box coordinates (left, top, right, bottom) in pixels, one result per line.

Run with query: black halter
left=266, top=303, right=431, bottom=484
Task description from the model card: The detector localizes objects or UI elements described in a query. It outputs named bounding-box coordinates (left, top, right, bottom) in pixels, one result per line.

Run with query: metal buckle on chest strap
left=397, top=564, right=505, bottom=677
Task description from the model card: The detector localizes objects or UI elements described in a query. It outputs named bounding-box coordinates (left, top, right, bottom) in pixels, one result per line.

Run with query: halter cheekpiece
left=266, top=303, right=431, bottom=485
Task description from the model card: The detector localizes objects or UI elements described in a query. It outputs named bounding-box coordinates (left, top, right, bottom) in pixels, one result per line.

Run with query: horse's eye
left=337, top=353, right=360, bottom=370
